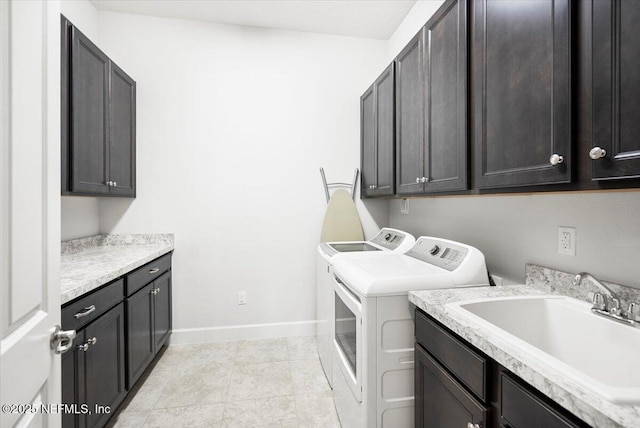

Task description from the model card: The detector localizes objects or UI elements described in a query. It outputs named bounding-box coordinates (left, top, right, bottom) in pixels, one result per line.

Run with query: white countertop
left=61, top=234, right=174, bottom=305
left=409, top=284, right=640, bottom=428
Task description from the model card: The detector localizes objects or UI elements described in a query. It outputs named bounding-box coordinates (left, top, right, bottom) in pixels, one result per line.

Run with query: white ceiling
left=89, top=0, right=417, bottom=40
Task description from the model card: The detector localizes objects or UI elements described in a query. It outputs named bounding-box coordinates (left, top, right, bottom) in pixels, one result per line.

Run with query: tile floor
left=112, top=336, right=341, bottom=428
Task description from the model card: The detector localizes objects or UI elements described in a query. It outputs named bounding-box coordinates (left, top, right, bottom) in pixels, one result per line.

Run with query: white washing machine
left=316, top=228, right=415, bottom=389
left=330, top=236, right=490, bottom=428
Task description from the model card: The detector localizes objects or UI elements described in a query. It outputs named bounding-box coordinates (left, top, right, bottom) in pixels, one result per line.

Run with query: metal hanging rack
left=320, top=167, right=359, bottom=203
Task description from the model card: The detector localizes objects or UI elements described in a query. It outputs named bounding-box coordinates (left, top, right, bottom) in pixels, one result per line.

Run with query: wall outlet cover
left=238, top=291, right=247, bottom=305
left=558, top=226, right=576, bottom=256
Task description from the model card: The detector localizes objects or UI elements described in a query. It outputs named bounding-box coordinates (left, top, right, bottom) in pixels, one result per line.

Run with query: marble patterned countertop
left=409, top=276, right=640, bottom=428
left=61, top=234, right=175, bottom=305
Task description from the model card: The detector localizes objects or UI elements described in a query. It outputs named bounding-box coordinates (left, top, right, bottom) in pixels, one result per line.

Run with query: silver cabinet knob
left=589, top=146, right=607, bottom=160
left=88, top=337, right=97, bottom=345
left=113, top=181, right=117, bottom=186
left=420, top=177, right=428, bottom=183
left=105, top=181, right=111, bottom=186
left=78, top=343, right=89, bottom=352
left=415, top=177, right=420, bottom=184
left=467, top=423, right=480, bottom=428
left=549, top=154, right=564, bottom=165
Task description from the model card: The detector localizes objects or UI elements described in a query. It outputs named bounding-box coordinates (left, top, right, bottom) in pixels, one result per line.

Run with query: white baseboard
left=170, top=320, right=320, bottom=345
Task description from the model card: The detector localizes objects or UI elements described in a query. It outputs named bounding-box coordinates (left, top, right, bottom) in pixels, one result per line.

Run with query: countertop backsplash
left=62, top=233, right=175, bottom=255
left=525, top=263, right=640, bottom=310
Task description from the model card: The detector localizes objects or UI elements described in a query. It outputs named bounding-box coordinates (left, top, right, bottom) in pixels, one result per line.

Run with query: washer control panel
left=406, top=237, right=469, bottom=271
left=370, top=228, right=409, bottom=251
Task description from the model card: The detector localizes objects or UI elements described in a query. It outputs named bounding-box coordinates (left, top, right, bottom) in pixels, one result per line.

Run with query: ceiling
left=89, top=0, right=417, bottom=40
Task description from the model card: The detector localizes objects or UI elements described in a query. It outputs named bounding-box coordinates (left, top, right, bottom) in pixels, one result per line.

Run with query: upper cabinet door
left=360, top=84, right=376, bottom=198
left=424, top=0, right=468, bottom=193
left=591, top=0, right=640, bottom=180
left=70, top=27, right=110, bottom=194
left=472, top=0, right=571, bottom=189
left=373, top=63, right=395, bottom=196
left=396, top=31, right=425, bottom=195
left=109, top=62, right=136, bottom=197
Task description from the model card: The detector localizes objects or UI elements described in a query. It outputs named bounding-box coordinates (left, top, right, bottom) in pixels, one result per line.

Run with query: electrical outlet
left=558, top=227, right=576, bottom=256
left=400, top=199, right=409, bottom=214
left=238, top=291, right=247, bottom=305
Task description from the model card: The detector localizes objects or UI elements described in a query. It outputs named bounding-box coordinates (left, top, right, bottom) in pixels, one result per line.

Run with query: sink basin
left=446, top=295, right=640, bottom=404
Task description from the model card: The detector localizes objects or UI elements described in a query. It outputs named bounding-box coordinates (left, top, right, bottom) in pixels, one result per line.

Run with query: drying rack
left=320, top=167, right=359, bottom=203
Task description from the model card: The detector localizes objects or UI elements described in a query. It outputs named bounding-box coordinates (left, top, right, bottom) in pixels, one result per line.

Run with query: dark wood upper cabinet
left=70, top=26, right=110, bottom=195
left=423, top=0, right=468, bottom=193
left=396, top=0, right=468, bottom=196
left=108, top=63, right=136, bottom=197
left=472, top=0, right=572, bottom=189
left=61, top=16, right=136, bottom=197
left=395, top=31, right=425, bottom=195
left=591, top=0, right=640, bottom=180
left=360, top=63, right=395, bottom=198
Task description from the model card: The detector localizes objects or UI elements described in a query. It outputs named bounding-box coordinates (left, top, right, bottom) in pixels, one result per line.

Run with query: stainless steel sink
left=446, top=295, right=640, bottom=404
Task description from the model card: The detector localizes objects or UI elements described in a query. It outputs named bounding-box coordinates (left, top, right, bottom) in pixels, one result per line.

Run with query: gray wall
left=389, top=190, right=640, bottom=289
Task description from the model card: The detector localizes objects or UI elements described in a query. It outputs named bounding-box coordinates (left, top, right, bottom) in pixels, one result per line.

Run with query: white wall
left=95, top=11, right=387, bottom=340
left=60, top=0, right=101, bottom=241
left=390, top=191, right=640, bottom=289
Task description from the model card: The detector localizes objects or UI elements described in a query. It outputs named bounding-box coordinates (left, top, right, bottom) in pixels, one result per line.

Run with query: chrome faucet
left=573, top=272, right=622, bottom=316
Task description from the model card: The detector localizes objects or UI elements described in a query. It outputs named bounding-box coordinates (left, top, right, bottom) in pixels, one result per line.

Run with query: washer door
left=333, top=276, right=362, bottom=402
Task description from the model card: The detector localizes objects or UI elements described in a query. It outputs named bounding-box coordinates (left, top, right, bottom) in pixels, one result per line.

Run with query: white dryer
left=330, top=236, right=490, bottom=428
left=316, top=228, right=415, bottom=389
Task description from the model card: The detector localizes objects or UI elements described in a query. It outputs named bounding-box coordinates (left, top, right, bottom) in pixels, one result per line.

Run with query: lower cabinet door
left=62, top=332, right=85, bottom=428
left=126, top=282, right=155, bottom=388
left=415, top=344, right=487, bottom=428
left=84, top=302, right=126, bottom=428
left=500, top=373, right=587, bottom=428
left=153, top=271, right=172, bottom=350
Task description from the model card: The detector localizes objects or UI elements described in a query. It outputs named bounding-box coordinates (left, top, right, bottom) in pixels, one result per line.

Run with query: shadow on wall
left=357, top=198, right=391, bottom=239
left=99, top=197, right=135, bottom=233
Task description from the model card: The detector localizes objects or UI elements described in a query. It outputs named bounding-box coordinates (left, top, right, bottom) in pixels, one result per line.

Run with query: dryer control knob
left=430, top=245, right=440, bottom=256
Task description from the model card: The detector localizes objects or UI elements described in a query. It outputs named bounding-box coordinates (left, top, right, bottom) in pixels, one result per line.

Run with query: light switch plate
left=400, top=199, right=409, bottom=214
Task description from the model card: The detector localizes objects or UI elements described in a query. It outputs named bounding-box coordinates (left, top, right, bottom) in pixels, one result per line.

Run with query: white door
left=1, top=0, right=62, bottom=427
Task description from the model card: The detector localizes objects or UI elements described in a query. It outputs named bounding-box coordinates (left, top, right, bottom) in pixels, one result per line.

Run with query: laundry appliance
left=330, top=236, right=490, bottom=428
left=316, top=228, right=415, bottom=388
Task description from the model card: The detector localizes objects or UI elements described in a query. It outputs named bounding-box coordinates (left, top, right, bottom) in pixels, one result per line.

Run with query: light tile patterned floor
left=113, top=336, right=341, bottom=428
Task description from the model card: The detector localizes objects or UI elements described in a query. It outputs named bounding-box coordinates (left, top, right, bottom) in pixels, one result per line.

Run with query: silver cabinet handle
left=50, top=325, right=76, bottom=355
left=148, top=268, right=160, bottom=274
left=549, top=154, right=564, bottom=165
left=415, top=177, right=420, bottom=184
left=589, top=146, right=607, bottom=160
left=74, top=305, right=96, bottom=319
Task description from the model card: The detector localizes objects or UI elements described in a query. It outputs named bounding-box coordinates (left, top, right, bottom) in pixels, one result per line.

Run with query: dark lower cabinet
left=415, top=308, right=589, bottom=428
left=84, top=303, right=127, bottom=428
left=126, top=270, right=172, bottom=388
left=590, top=0, right=640, bottom=180
left=62, top=253, right=172, bottom=428
left=62, top=303, right=126, bottom=428
left=472, top=0, right=572, bottom=189
left=415, top=344, right=487, bottom=428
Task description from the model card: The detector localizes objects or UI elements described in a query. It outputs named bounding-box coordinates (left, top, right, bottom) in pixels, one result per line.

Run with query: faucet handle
left=592, top=293, right=606, bottom=311
left=608, top=297, right=622, bottom=315
left=627, top=302, right=640, bottom=321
